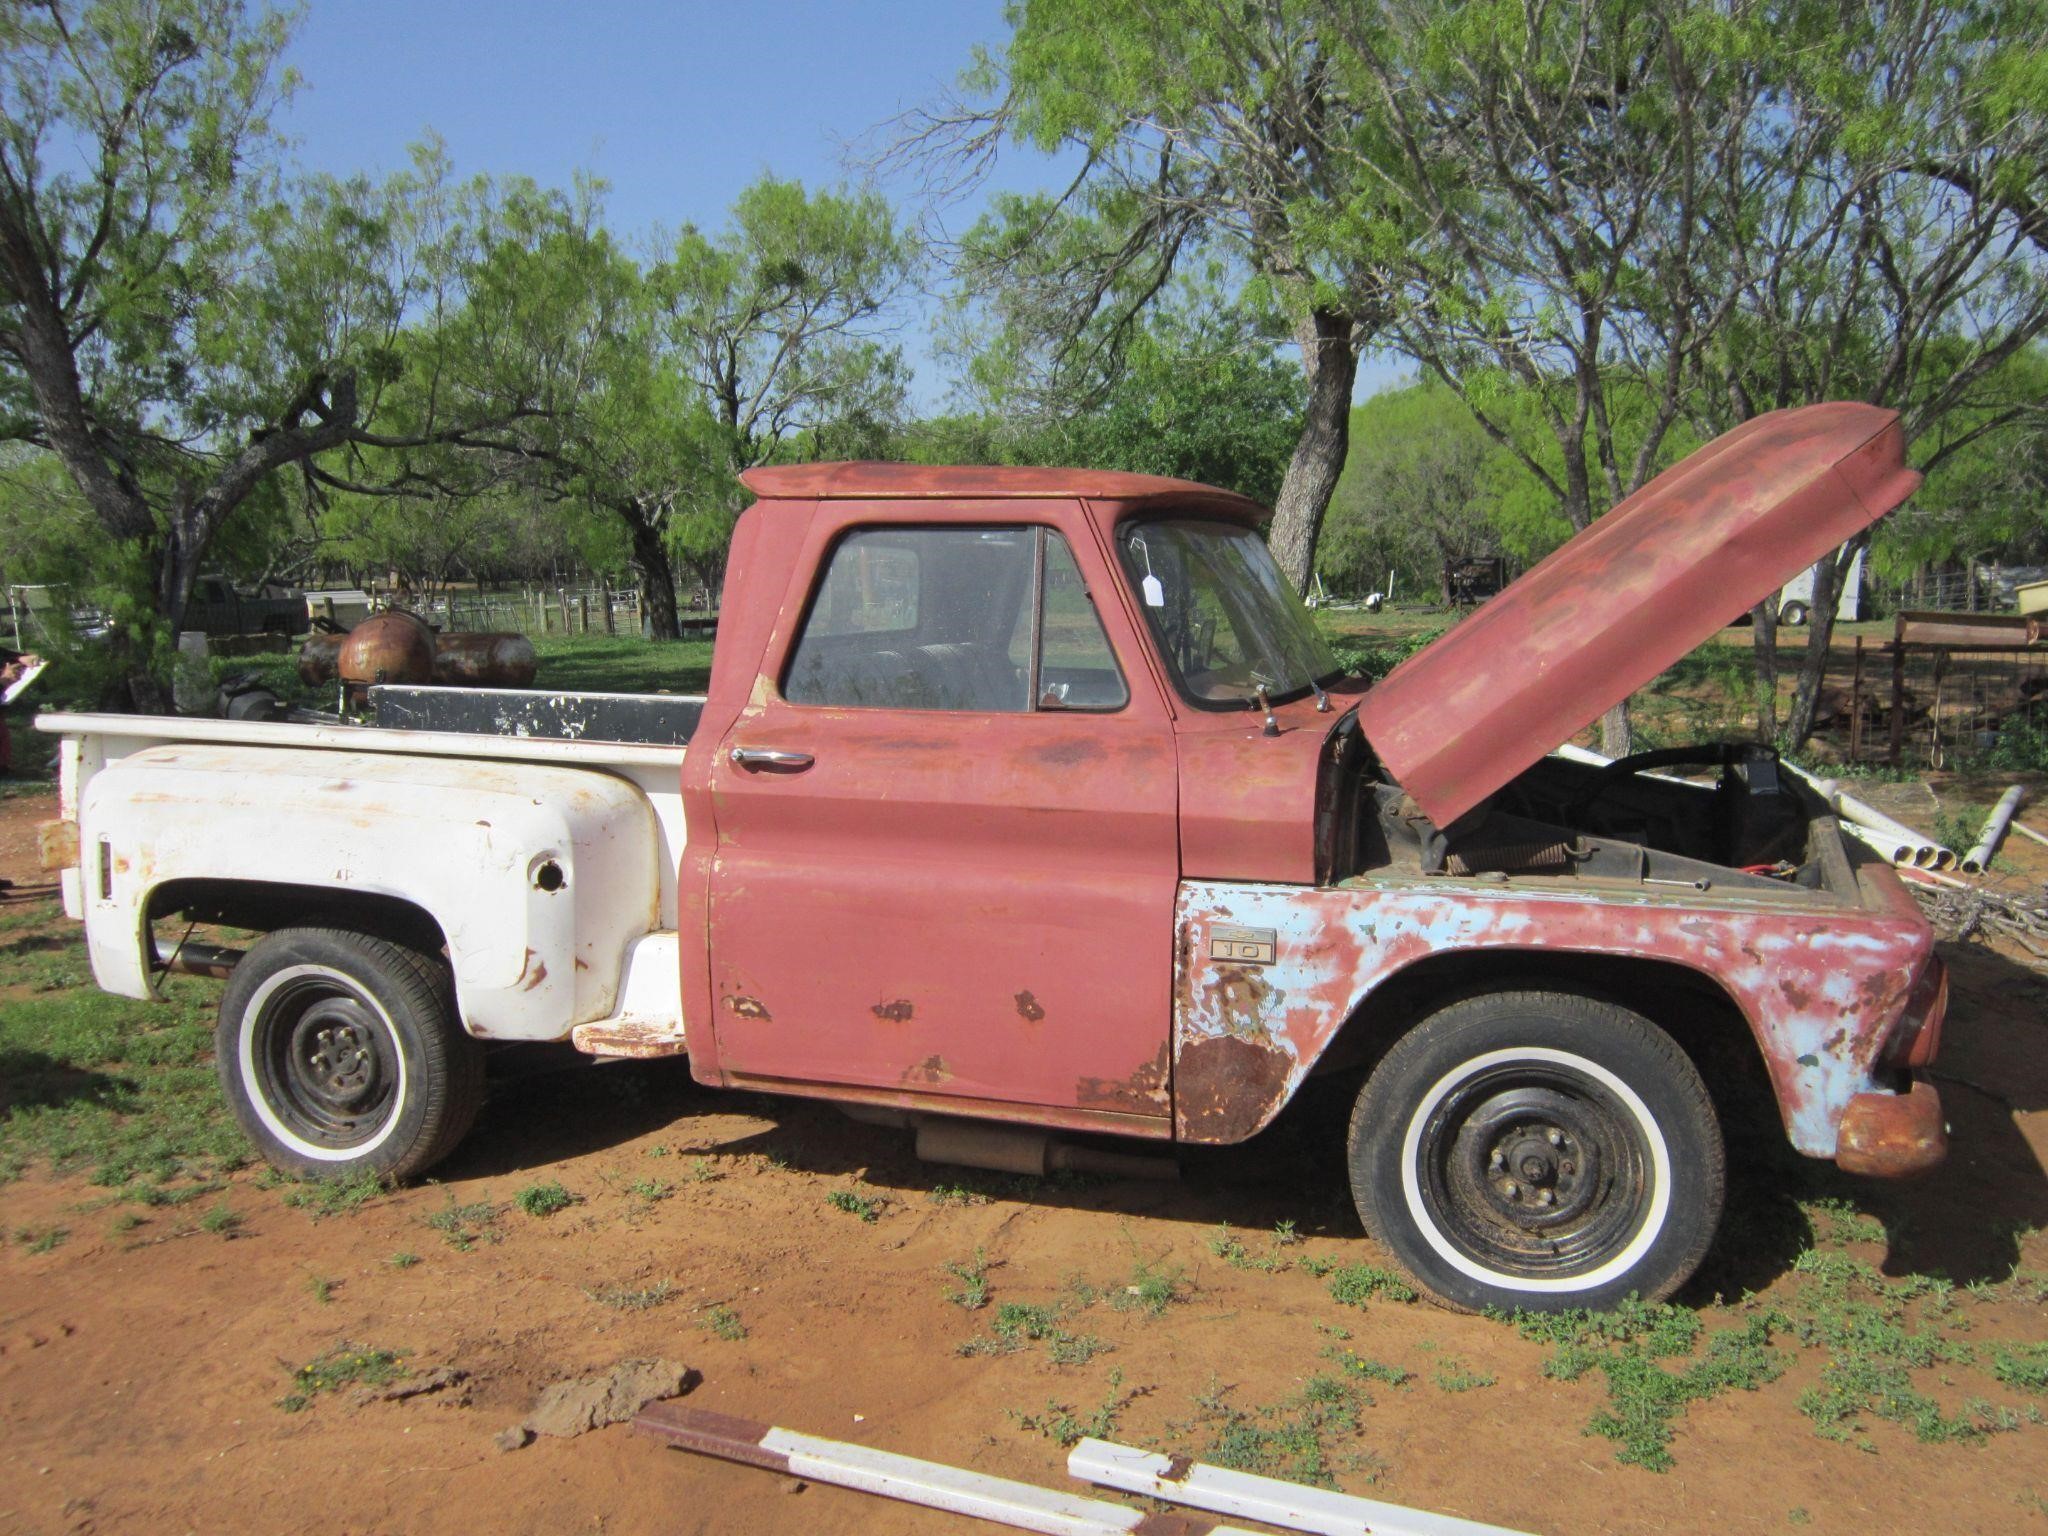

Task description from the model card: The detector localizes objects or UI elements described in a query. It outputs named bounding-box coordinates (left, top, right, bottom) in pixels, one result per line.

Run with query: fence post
left=1889, top=624, right=1905, bottom=768
left=601, top=577, right=616, bottom=636
left=1849, top=637, right=1864, bottom=762
left=577, top=594, right=590, bottom=633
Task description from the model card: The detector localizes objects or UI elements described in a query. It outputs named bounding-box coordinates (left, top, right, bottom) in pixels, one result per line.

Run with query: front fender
left=1172, top=877, right=1932, bottom=1155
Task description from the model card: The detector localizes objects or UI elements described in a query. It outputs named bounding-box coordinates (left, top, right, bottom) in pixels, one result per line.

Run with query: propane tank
left=337, top=610, right=436, bottom=698
left=431, top=632, right=538, bottom=688
left=297, top=631, right=346, bottom=686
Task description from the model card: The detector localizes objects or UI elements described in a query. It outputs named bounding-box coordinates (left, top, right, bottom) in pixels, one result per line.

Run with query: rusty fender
left=1172, top=878, right=1936, bottom=1160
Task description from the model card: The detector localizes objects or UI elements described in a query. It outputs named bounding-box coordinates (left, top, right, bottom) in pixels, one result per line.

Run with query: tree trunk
left=1784, top=534, right=1868, bottom=749
left=1752, top=598, right=1780, bottom=742
left=1267, top=306, right=1358, bottom=593
left=623, top=506, right=681, bottom=641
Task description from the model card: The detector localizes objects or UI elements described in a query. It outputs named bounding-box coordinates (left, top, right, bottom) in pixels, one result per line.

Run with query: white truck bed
left=36, top=709, right=693, bottom=1046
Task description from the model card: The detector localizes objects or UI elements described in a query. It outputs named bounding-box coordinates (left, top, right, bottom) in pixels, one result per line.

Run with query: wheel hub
left=257, top=976, right=399, bottom=1147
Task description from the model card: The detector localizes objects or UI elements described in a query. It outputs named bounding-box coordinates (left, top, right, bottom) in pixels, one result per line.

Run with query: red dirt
left=2, top=787, right=2045, bottom=1536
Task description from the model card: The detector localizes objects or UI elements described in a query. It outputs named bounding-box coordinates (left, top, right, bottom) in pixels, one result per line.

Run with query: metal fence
left=409, top=585, right=646, bottom=638
left=1807, top=614, right=2048, bottom=770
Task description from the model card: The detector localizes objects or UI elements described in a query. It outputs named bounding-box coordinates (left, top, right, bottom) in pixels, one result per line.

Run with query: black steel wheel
left=1348, top=989, right=1723, bottom=1313
left=216, top=927, right=484, bottom=1180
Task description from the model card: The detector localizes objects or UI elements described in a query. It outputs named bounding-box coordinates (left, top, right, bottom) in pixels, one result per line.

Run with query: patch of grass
left=282, top=1169, right=386, bottom=1219
left=1208, top=1223, right=1289, bottom=1274
left=277, top=1343, right=406, bottom=1412
left=702, top=1304, right=747, bottom=1341
left=688, top=1157, right=719, bottom=1183
left=585, top=1279, right=676, bottom=1311
left=513, top=1180, right=577, bottom=1218
left=1802, top=1196, right=1886, bottom=1246
left=826, top=1189, right=882, bottom=1223
left=1992, top=1342, right=2048, bottom=1394
left=1012, top=1368, right=1129, bottom=1446
left=424, top=1193, right=499, bottom=1251
left=1516, top=1301, right=1785, bottom=1471
left=1111, top=1255, right=1188, bottom=1318
left=927, top=1181, right=991, bottom=1207
left=17, top=1224, right=68, bottom=1253
left=307, top=1275, right=337, bottom=1305
left=387, top=1250, right=420, bottom=1270
left=1326, top=1263, right=1418, bottom=1308
left=1321, top=1347, right=1412, bottom=1388
left=1175, top=1374, right=1378, bottom=1490
left=943, top=1249, right=992, bottom=1310
left=1430, top=1358, right=1497, bottom=1393
left=625, top=1176, right=675, bottom=1203
left=108, top=1211, right=143, bottom=1235
left=0, top=912, right=245, bottom=1189
left=199, top=1201, right=241, bottom=1236
left=959, top=1300, right=1108, bottom=1366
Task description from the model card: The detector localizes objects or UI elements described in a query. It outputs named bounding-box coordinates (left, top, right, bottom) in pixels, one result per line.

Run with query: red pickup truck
left=41, top=401, right=1945, bottom=1313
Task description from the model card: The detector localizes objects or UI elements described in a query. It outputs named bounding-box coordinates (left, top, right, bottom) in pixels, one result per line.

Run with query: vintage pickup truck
left=36, top=401, right=1947, bottom=1313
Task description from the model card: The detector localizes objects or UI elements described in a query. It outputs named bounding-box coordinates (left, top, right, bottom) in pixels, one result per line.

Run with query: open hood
left=1356, top=403, right=1921, bottom=827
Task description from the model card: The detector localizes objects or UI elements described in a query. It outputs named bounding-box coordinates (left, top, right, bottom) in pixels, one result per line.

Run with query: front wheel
left=215, top=927, right=485, bottom=1181
left=1347, top=990, right=1723, bottom=1313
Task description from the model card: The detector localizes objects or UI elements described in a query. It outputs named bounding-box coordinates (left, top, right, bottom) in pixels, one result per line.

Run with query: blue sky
left=278, top=1, right=1409, bottom=409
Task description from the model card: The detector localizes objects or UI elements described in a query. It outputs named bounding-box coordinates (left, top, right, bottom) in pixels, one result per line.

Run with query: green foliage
left=944, top=1249, right=993, bottom=1311
left=584, top=1280, right=675, bottom=1312
left=281, top=1169, right=386, bottom=1220
left=958, top=1298, right=1108, bottom=1366
left=826, top=1189, right=882, bottom=1223
left=513, top=1181, right=576, bottom=1218
left=701, top=1304, right=747, bottom=1341
left=423, top=1193, right=499, bottom=1251
left=1011, top=1368, right=1128, bottom=1447
left=277, top=1345, right=406, bottom=1413
left=1176, top=1374, right=1378, bottom=1491
left=1326, top=1263, right=1419, bottom=1308
left=1111, top=1255, right=1188, bottom=1318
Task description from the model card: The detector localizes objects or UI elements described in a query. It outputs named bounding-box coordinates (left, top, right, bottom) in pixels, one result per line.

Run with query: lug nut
left=1503, top=1181, right=1520, bottom=1199
left=1547, top=1129, right=1565, bottom=1148
left=1536, top=1189, right=1555, bottom=1207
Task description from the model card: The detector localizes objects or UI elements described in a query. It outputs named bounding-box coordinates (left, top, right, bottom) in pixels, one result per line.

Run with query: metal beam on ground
left=635, top=1404, right=1260, bottom=1535
left=1067, top=1437, right=1540, bottom=1536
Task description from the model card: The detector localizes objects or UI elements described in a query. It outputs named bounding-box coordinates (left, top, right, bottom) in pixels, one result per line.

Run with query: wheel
left=1778, top=599, right=1810, bottom=627
left=215, top=927, right=485, bottom=1180
left=1347, top=989, right=1723, bottom=1313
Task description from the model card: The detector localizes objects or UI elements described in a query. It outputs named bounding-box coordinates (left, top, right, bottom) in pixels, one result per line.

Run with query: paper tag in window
left=1141, top=574, right=1165, bottom=608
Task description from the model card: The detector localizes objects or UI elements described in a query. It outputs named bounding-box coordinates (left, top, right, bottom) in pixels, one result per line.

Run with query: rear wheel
left=1347, top=989, right=1723, bottom=1312
left=215, top=927, right=484, bottom=1180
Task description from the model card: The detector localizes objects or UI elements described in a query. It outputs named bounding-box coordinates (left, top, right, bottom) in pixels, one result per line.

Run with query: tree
left=904, top=0, right=1417, bottom=591
left=0, top=5, right=547, bottom=703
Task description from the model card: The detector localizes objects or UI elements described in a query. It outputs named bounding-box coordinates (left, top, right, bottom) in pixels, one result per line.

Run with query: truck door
left=702, top=504, right=1180, bottom=1126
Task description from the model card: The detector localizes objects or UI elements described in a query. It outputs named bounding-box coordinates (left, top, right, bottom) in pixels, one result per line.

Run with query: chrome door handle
left=728, top=745, right=815, bottom=771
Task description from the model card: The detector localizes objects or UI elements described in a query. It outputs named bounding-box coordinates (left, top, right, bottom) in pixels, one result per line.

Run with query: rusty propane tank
left=297, top=631, right=346, bottom=686
left=337, top=609, right=437, bottom=692
left=430, top=632, right=538, bottom=688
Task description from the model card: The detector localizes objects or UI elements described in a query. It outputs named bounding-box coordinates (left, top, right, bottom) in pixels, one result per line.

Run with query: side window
left=1033, top=535, right=1128, bottom=710
left=783, top=526, right=1128, bottom=714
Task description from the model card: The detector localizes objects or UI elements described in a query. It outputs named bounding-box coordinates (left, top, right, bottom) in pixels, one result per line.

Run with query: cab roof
left=740, top=460, right=1265, bottom=516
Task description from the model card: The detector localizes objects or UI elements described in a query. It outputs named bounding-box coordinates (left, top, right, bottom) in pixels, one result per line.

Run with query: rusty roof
left=739, top=460, right=1264, bottom=511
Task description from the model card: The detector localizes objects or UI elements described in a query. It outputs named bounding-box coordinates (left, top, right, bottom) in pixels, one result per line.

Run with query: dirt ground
left=2, top=788, right=2046, bottom=1536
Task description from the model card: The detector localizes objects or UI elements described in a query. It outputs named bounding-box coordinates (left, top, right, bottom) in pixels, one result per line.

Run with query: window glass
left=1035, top=534, right=1128, bottom=710
left=785, top=526, right=1130, bottom=714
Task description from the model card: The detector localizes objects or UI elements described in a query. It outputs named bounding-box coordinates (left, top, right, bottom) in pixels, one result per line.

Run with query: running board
left=571, top=1019, right=689, bottom=1059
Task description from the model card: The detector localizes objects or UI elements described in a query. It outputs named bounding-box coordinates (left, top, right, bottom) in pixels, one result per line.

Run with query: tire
left=1778, top=599, right=1810, bottom=627
left=1346, top=989, right=1723, bottom=1313
left=215, top=927, right=485, bottom=1181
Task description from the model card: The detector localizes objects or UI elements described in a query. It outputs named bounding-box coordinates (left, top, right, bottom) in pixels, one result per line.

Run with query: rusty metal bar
left=635, top=1404, right=1258, bottom=1534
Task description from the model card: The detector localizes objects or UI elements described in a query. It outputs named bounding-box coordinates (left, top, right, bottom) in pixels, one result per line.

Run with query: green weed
left=280, top=1168, right=386, bottom=1219
left=1175, top=1374, right=1379, bottom=1490
left=702, top=1304, right=747, bottom=1341
left=1326, top=1263, right=1418, bottom=1308
left=1012, top=1369, right=1129, bottom=1446
left=1111, top=1255, right=1188, bottom=1318
left=944, top=1249, right=992, bottom=1310
left=959, top=1300, right=1108, bottom=1366
left=424, top=1193, right=499, bottom=1250
left=387, top=1251, right=420, bottom=1270
left=827, top=1189, right=882, bottom=1223
left=585, top=1280, right=675, bottom=1311
left=513, top=1181, right=576, bottom=1218
left=199, top=1201, right=241, bottom=1236
left=1431, top=1359, right=1497, bottom=1393
left=17, top=1224, right=68, bottom=1253
left=307, top=1275, right=337, bottom=1305
left=928, top=1181, right=991, bottom=1207
left=277, top=1344, right=406, bottom=1412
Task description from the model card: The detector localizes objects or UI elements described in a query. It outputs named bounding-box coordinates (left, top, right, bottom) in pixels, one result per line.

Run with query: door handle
left=728, top=745, right=815, bottom=772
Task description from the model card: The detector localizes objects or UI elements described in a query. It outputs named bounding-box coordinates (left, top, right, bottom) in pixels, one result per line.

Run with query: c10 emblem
left=1209, top=926, right=1277, bottom=965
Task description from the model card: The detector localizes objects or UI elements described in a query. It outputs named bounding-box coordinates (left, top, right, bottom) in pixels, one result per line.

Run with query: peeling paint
left=871, top=999, right=915, bottom=1023
left=1013, top=990, right=1045, bottom=1023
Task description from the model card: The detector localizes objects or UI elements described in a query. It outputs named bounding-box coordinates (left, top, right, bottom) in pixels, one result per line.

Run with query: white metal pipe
left=2015, top=820, right=2048, bottom=851
left=1068, top=1439, right=1536, bottom=1536
left=636, top=1406, right=1261, bottom=1535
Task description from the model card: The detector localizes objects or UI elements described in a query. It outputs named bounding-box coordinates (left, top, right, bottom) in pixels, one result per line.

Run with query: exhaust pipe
left=154, top=938, right=245, bottom=980
left=915, top=1118, right=1178, bottom=1182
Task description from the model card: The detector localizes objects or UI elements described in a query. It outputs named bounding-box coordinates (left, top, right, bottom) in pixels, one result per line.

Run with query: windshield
left=1116, top=517, right=1341, bottom=708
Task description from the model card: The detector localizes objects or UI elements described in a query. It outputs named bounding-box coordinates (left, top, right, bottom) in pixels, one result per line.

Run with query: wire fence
left=1807, top=630, right=2048, bottom=771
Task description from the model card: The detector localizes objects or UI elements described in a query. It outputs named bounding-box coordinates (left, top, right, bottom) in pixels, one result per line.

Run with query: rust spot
left=725, top=995, right=772, bottom=1021
left=901, top=1053, right=952, bottom=1086
left=871, top=999, right=915, bottom=1023
left=1836, top=1080, right=1947, bottom=1177
left=1160, top=1454, right=1194, bottom=1483
left=1076, top=1039, right=1171, bottom=1116
left=1200, top=966, right=1278, bottom=1037
left=573, top=957, right=590, bottom=972
left=521, top=958, right=548, bottom=991
left=1014, top=990, right=1045, bottom=1023
left=1778, top=978, right=1814, bottom=1011
left=1175, top=1032, right=1293, bottom=1144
